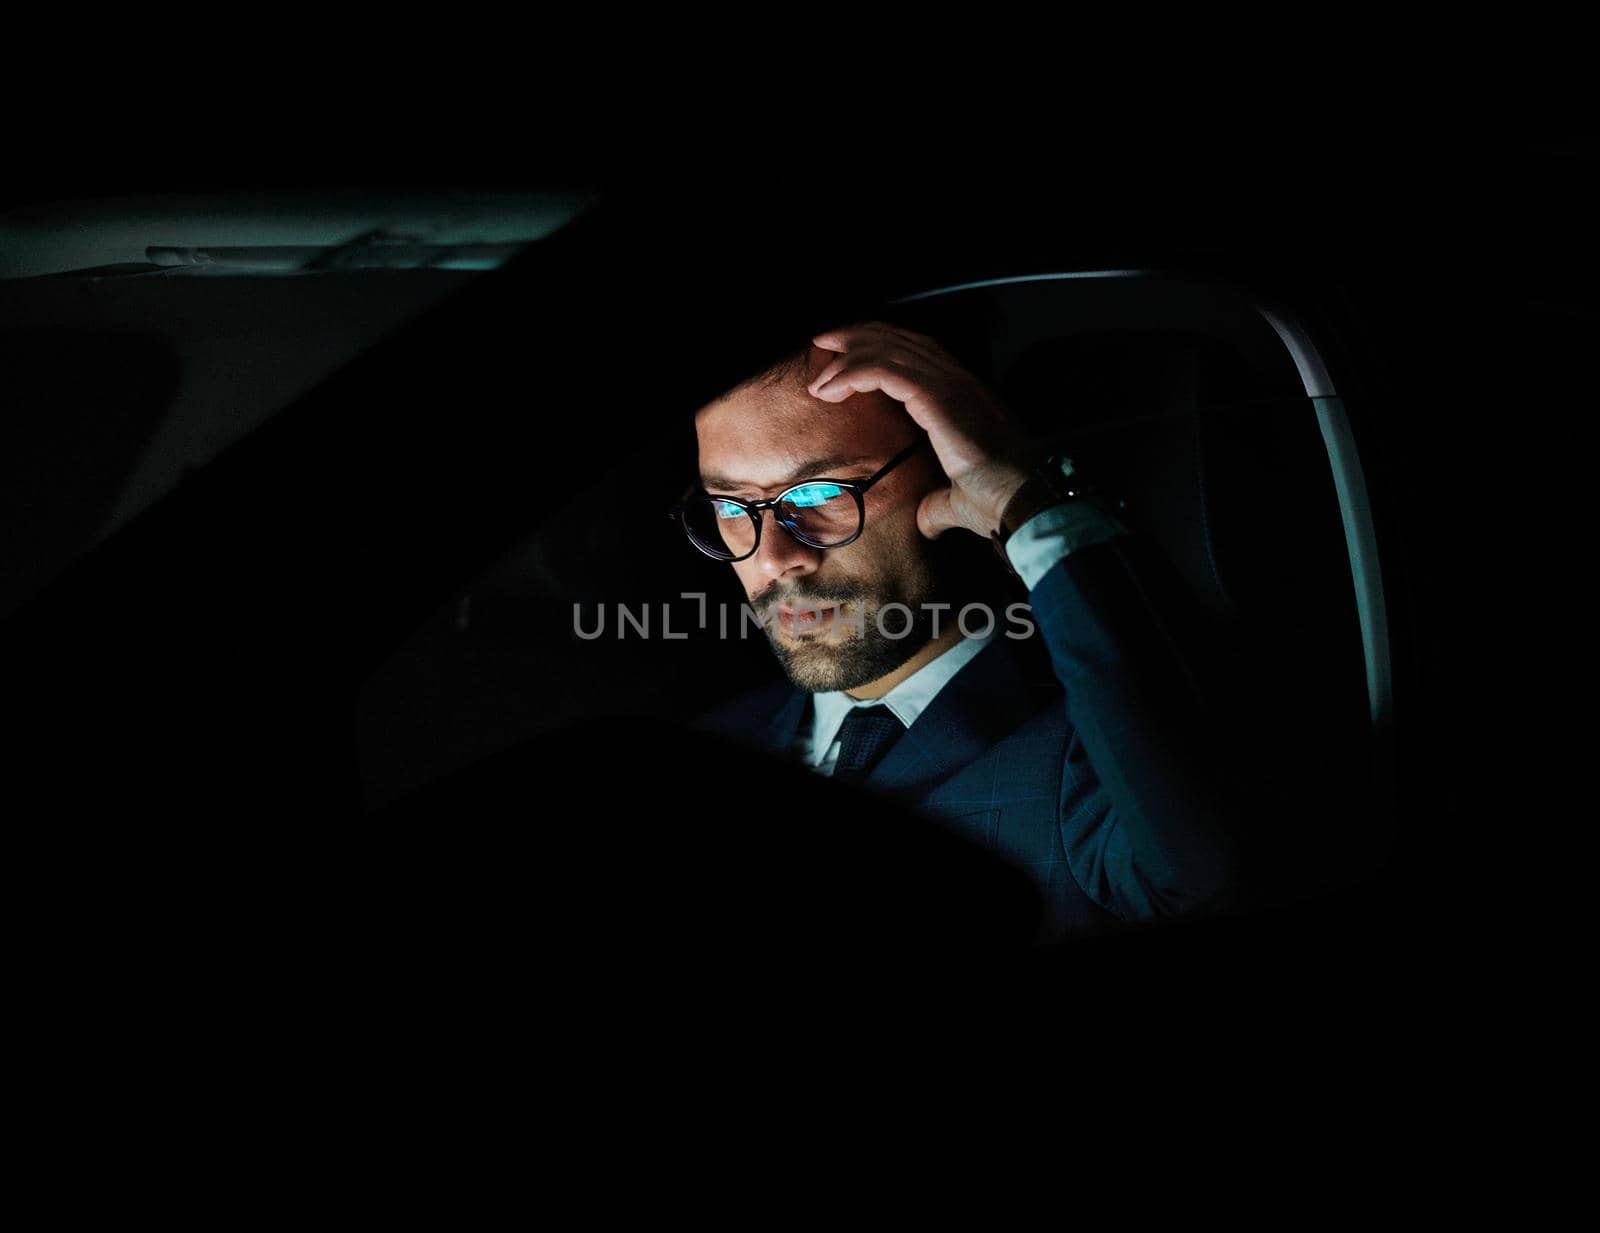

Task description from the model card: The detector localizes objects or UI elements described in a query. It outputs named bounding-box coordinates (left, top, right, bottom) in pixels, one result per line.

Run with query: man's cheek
left=730, top=563, right=760, bottom=601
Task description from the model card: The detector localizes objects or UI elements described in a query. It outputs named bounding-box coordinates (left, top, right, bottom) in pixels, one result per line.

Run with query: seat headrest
left=1000, top=330, right=1344, bottom=628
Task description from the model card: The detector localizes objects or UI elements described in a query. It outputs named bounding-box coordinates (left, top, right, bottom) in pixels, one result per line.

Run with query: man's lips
left=775, top=600, right=841, bottom=632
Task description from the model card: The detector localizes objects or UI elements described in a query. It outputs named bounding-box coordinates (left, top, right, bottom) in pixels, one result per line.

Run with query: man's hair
left=732, top=341, right=815, bottom=396
left=686, top=295, right=1003, bottom=487
left=741, top=297, right=1002, bottom=396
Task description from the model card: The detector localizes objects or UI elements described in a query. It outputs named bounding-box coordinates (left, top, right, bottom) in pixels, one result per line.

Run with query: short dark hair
left=729, top=294, right=1000, bottom=403
left=733, top=341, right=814, bottom=396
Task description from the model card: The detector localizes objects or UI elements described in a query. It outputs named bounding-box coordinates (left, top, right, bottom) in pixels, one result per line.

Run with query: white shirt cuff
left=1003, top=500, right=1131, bottom=591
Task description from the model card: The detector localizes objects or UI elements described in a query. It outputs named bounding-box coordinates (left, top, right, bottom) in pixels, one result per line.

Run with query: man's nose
left=751, top=509, right=822, bottom=580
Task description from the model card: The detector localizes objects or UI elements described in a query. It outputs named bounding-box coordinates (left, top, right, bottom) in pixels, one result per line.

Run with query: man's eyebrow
left=699, top=454, right=876, bottom=495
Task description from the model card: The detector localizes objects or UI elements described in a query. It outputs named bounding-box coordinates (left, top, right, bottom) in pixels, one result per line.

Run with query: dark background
left=2, top=112, right=1584, bottom=1079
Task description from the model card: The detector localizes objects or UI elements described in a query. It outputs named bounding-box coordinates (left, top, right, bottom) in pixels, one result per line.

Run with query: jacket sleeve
left=1011, top=506, right=1245, bottom=922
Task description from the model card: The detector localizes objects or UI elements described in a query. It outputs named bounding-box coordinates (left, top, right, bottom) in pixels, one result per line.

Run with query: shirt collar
left=809, top=630, right=996, bottom=757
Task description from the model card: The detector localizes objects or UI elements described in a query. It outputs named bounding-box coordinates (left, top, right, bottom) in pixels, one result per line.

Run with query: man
left=684, top=319, right=1244, bottom=941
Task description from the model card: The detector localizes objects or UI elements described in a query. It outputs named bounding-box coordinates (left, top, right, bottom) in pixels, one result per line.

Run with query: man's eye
left=784, top=483, right=844, bottom=508
left=714, top=500, right=746, bottom=519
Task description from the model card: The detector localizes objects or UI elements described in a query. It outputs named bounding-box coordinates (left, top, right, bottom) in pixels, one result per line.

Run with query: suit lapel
left=737, top=635, right=1055, bottom=794
left=867, top=636, right=1052, bottom=801
left=756, top=685, right=811, bottom=759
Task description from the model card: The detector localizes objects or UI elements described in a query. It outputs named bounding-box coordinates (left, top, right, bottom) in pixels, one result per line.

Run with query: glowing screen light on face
left=783, top=483, right=843, bottom=508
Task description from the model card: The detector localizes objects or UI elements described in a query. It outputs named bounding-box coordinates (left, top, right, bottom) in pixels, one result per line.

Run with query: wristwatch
left=989, top=451, right=1102, bottom=578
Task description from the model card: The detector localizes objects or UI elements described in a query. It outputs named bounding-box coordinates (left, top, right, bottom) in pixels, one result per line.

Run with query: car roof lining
left=0, top=189, right=599, bottom=279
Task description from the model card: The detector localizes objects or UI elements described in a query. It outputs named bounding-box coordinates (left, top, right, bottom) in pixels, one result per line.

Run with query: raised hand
left=807, top=320, right=1034, bottom=540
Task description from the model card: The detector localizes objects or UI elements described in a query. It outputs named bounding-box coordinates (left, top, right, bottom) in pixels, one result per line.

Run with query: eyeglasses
left=668, top=439, right=926, bottom=563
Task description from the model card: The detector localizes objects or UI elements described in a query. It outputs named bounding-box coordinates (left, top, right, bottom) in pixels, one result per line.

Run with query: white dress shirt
left=795, top=627, right=995, bottom=775
left=796, top=497, right=1130, bottom=776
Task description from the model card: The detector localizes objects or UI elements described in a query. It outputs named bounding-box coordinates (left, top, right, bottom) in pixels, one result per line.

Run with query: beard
left=765, top=589, right=938, bottom=693
left=753, top=531, right=974, bottom=694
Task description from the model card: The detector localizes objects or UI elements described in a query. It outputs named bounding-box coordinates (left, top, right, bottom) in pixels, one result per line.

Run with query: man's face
left=694, top=345, right=954, bottom=693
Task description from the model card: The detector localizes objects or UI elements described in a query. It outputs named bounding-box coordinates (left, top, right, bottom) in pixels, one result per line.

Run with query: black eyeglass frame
left=667, top=438, right=927, bottom=563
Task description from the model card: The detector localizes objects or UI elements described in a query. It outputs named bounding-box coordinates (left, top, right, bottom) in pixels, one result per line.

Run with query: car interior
left=1, top=184, right=1408, bottom=953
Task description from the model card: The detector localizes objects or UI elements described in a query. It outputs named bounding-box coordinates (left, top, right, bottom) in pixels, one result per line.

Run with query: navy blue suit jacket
left=692, top=533, right=1246, bottom=942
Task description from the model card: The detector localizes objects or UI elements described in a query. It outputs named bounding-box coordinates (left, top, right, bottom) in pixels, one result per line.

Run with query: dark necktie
left=831, top=704, right=906, bottom=785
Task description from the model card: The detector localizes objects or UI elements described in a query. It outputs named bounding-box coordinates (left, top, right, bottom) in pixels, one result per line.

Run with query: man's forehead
left=696, top=377, right=905, bottom=443
left=695, top=392, right=908, bottom=492
left=698, top=446, right=882, bottom=495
